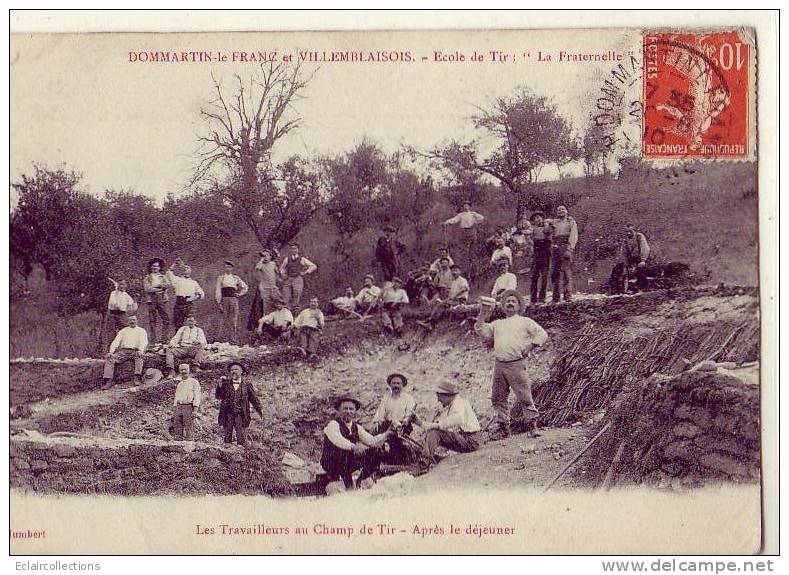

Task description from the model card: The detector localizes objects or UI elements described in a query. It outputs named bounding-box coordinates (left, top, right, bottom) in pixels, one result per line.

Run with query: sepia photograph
left=7, top=11, right=777, bottom=556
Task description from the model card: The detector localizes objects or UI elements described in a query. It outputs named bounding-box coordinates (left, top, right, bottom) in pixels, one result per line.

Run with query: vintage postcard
left=8, top=11, right=778, bottom=557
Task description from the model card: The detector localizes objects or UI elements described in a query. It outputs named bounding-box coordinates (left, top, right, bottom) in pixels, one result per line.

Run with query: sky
left=11, top=29, right=638, bottom=203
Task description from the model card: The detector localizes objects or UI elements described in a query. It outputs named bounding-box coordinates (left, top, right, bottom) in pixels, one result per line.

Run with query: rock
left=699, top=452, right=754, bottom=480
left=672, top=422, right=701, bottom=438
left=54, top=445, right=77, bottom=458
left=30, top=460, right=49, bottom=473
left=663, top=440, right=701, bottom=462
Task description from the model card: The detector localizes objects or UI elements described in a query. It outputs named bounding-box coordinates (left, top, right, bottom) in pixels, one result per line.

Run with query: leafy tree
left=424, top=88, right=579, bottom=221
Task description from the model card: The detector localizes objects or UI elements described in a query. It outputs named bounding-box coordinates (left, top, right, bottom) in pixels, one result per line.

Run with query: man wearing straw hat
left=475, top=290, right=548, bottom=440
left=418, top=381, right=482, bottom=469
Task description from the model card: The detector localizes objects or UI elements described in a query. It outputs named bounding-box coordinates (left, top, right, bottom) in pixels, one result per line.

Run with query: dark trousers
left=530, top=250, right=551, bottom=303
left=223, top=413, right=247, bottom=446
left=110, top=310, right=129, bottom=334
left=422, top=429, right=480, bottom=463
left=322, top=449, right=384, bottom=489
left=173, top=404, right=194, bottom=440
left=173, top=298, right=193, bottom=330
left=380, top=259, right=397, bottom=282
left=147, top=296, right=170, bottom=343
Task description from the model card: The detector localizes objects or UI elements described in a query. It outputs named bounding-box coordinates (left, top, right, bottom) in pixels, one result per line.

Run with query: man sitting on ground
left=355, top=274, right=382, bottom=318
left=321, top=395, right=392, bottom=490
left=417, top=264, right=470, bottom=331
left=429, top=247, right=455, bottom=272
left=256, top=297, right=294, bottom=343
left=331, top=287, right=359, bottom=318
left=371, top=373, right=418, bottom=466
left=418, top=381, right=481, bottom=470
left=166, top=315, right=208, bottom=377
left=380, top=277, right=410, bottom=337
left=172, top=363, right=201, bottom=441
left=490, top=235, right=513, bottom=269
left=102, top=315, right=149, bottom=389
left=294, top=297, right=326, bottom=358
left=491, top=257, right=518, bottom=302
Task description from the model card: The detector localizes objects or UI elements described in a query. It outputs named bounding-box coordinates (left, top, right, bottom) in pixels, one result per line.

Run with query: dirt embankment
left=10, top=286, right=760, bottom=495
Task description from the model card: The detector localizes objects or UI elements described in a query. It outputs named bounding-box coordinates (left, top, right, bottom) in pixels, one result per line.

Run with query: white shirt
left=107, top=290, right=136, bottom=312
left=435, top=396, right=481, bottom=433
left=491, top=246, right=513, bottom=265
left=109, top=325, right=149, bottom=354
left=429, top=255, right=455, bottom=272
left=449, top=277, right=470, bottom=301
left=294, top=308, right=325, bottom=329
left=475, top=315, right=548, bottom=362
left=372, top=391, right=417, bottom=426
left=491, top=272, right=517, bottom=297
left=323, top=420, right=386, bottom=450
left=382, top=287, right=409, bottom=305
left=173, top=377, right=202, bottom=407
left=255, top=260, right=279, bottom=289
left=444, top=211, right=485, bottom=229
left=259, top=308, right=294, bottom=328
left=215, top=273, right=249, bottom=303
left=355, top=285, right=382, bottom=305
left=332, top=296, right=357, bottom=312
left=167, top=271, right=205, bottom=300
left=170, top=325, right=207, bottom=347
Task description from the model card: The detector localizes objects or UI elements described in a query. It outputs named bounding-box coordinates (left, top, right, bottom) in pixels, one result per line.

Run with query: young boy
left=294, top=297, right=326, bottom=358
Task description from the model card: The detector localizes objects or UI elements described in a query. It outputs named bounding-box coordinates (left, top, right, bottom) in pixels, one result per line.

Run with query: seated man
left=331, top=287, right=359, bottom=318
left=380, top=277, right=410, bottom=337
left=417, top=264, right=470, bottom=331
left=102, top=315, right=149, bottom=389
left=355, top=274, right=382, bottom=317
left=166, top=315, right=208, bottom=377
left=371, top=373, right=418, bottom=466
left=256, top=297, right=294, bottom=342
left=321, top=396, right=391, bottom=490
left=491, top=257, right=518, bottom=302
left=294, top=297, right=326, bottom=358
left=429, top=247, right=455, bottom=272
left=418, top=381, right=481, bottom=469
left=490, top=235, right=514, bottom=269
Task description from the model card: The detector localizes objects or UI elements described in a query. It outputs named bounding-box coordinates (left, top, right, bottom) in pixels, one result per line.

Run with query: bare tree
left=194, top=61, right=325, bottom=249
left=418, top=88, right=579, bottom=222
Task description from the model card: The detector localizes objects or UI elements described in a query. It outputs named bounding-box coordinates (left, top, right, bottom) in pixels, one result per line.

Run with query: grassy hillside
left=11, top=160, right=758, bottom=358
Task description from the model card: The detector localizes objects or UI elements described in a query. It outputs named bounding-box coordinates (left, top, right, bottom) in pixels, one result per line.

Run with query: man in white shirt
left=355, top=274, right=382, bottom=316
left=380, top=277, right=409, bottom=337
left=490, top=236, right=513, bottom=268
left=102, top=315, right=149, bottom=389
left=166, top=259, right=205, bottom=329
left=428, top=247, right=455, bottom=273
left=549, top=205, right=579, bottom=303
left=171, top=363, right=201, bottom=440
left=491, top=258, right=518, bottom=300
left=294, top=297, right=326, bottom=358
left=371, top=373, right=418, bottom=465
left=107, top=279, right=138, bottom=334
left=254, top=249, right=282, bottom=314
left=418, top=381, right=481, bottom=469
left=166, top=315, right=208, bottom=376
left=443, top=202, right=484, bottom=277
left=257, top=298, right=294, bottom=342
left=214, top=261, right=249, bottom=344
left=475, top=290, right=548, bottom=440
left=332, top=287, right=359, bottom=318
left=418, top=265, right=470, bottom=331
left=320, top=395, right=392, bottom=489
left=279, top=243, right=317, bottom=308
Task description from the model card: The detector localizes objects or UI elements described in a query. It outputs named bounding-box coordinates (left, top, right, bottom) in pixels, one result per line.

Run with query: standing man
left=320, top=396, right=391, bottom=490
left=443, top=202, right=485, bottom=276
left=549, top=205, right=578, bottom=303
left=294, top=297, right=326, bottom=358
left=107, top=278, right=138, bottom=334
left=254, top=249, right=282, bottom=315
left=375, top=226, right=405, bottom=282
left=380, top=277, right=409, bottom=337
left=166, top=315, right=208, bottom=377
left=214, top=261, right=249, bottom=344
left=621, top=223, right=651, bottom=292
left=418, top=381, right=481, bottom=469
left=143, top=257, right=171, bottom=344
left=475, top=290, right=548, bottom=440
left=166, top=259, right=205, bottom=330
left=172, top=363, right=201, bottom=441
left=215, top=362, right=263, bottom=447
left=102, top=315, right=149, bottom=389
left=279, top=243, right=317, bottom=309
left=529, top=211, right=553, bottom=305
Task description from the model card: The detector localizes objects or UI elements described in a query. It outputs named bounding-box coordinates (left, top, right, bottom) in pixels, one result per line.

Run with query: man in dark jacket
left=215, top=362, right=263, bottom=446
left=375, top=226, right=405, bottom=281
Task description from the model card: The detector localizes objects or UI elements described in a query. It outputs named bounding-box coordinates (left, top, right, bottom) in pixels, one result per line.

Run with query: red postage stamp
left=642, top=31, right=753, bottom=159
